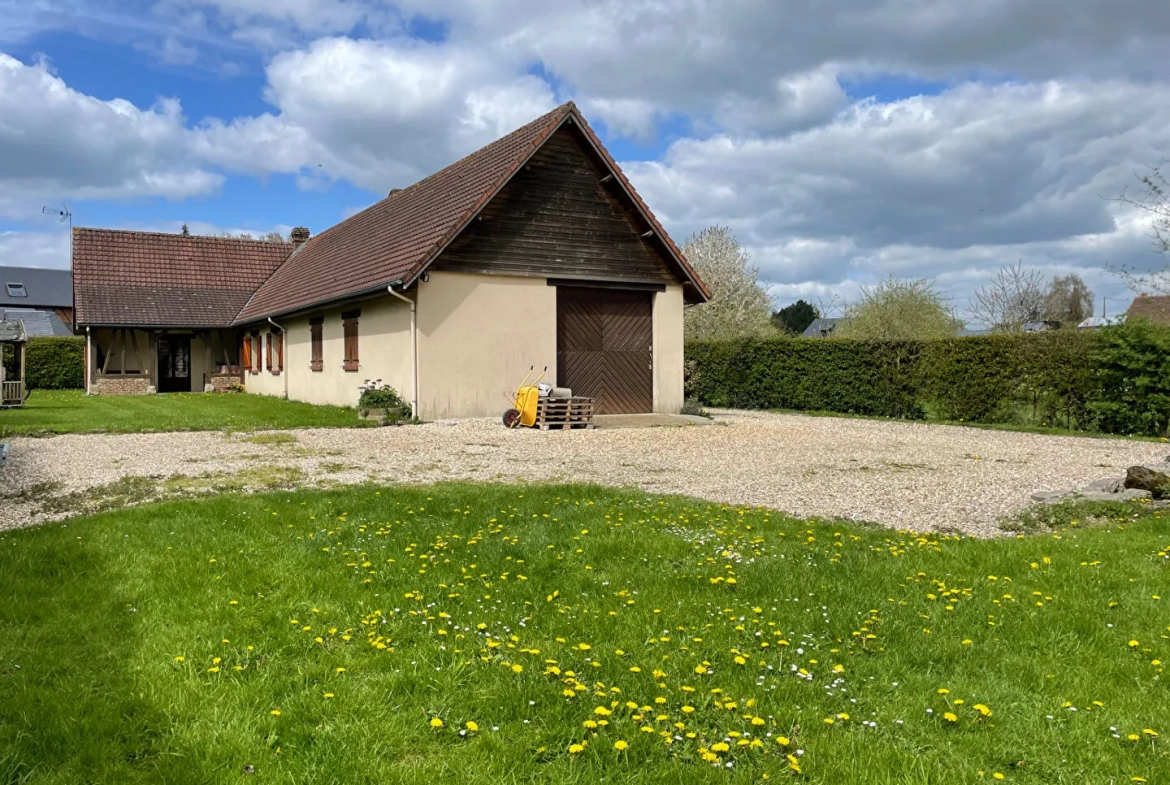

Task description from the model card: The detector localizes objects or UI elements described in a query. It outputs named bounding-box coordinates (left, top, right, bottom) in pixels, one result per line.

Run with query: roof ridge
left=74, top=227, right=293, bottom=247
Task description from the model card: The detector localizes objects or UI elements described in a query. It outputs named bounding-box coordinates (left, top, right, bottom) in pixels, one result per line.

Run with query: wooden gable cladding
left=432, top=125, right=677, bottom=285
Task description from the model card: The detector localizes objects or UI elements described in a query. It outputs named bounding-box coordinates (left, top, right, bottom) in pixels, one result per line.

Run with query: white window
left=5, top=283, right=27, bottom=298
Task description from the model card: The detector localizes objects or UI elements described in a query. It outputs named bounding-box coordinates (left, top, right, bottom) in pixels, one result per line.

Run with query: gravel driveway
left=2, top=410, right=1165, bottom=536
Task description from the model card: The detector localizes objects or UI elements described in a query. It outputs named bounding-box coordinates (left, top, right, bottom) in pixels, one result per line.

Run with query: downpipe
left=386, top=283, right=418, bottom=420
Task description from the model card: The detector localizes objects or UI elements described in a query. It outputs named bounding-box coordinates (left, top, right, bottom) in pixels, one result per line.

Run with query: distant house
left=1077, top=315, right=1125, bottom=330
left=801, top=317, right=844, bottom=338
left=70, top=102, right=710, bottom=418
left=1126, top=294, right=1170, bottom=325
left=1022, top=320, right=1060, bottom=332
left=0, top=266, right=72, bottom=334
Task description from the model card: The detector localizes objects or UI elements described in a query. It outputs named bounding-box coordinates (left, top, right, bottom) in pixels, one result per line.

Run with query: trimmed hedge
left=25, top=336, right=85, bottom=390
left=685, top=324, right=1170, bottom=436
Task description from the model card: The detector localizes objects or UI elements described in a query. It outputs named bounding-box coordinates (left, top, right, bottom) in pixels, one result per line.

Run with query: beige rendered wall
left=652, top=284, right=685, bottom=414
left=417, top=271, right=557, bottom=420
left=245, top=296, right=413, bottom=408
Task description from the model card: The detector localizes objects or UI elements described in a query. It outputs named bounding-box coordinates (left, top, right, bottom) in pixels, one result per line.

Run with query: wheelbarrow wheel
left=502, top=408, right=521, bottom=428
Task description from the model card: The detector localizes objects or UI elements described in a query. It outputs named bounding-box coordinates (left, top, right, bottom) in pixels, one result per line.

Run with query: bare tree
left=815, top=293, right=847, bottom=320
left=217, top=230, right=290, bottom=243
left=682, top=226, right=775, bottom=341
left=1111, top=161, right=1170, bottom=294
left=834, top=277, right=963, bottom=341
left=968, top=261, right=1047, bottom=332
left=1044, top=274, right=1094, bottom=326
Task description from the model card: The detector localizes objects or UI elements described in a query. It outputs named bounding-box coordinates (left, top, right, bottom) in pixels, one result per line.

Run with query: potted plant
left=358, top=379, right=410, bottom=423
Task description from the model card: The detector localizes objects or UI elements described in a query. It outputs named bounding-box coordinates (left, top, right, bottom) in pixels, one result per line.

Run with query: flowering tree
left=682, top=226, right=775, bottom=341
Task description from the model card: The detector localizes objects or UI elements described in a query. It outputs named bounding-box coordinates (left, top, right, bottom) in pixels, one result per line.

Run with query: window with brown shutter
left=271, top=331, right=283, bottom=375
left=310, top=318, right=323, bottom=372
left=342, top=310, right=360, bottom=371
left=250, top=333, right=261, bottom=374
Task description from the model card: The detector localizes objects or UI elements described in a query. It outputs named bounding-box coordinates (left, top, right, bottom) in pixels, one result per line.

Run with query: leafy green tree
left=1044, top=274, right=1094, bottom=326
left=682, top=226, right=775, bottom=341
left=1088, top=317, right=1170, bottom=435
left=772, top=299, right=819, bottom=335
left=835, top=277, right=963, bottom=341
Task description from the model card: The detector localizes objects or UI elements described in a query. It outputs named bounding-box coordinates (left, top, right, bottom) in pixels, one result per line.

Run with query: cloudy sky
left=3, top=0, right=1169, bottom=318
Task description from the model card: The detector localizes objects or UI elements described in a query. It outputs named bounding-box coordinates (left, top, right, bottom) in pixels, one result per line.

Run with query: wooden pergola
left=0, top=319, right=28, bottom=408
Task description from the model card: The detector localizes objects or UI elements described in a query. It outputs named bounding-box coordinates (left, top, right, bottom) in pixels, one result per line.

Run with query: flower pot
left=359, top=406, right=406, bottom=423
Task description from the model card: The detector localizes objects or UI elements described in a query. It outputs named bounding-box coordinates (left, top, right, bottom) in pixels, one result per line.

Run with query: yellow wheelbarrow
left=502, top=366, right=547, bottom=428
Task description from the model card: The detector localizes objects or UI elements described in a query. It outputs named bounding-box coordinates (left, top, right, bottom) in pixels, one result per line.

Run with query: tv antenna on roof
left=42, top=204, right=71, bottom=222
left=42, top=205, right=74, bottom=267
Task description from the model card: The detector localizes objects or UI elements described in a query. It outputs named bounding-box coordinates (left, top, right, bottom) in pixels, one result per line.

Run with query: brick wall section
left=210, top=374, right=242, bottom=392
left=91, top=375, right=152, bottom=395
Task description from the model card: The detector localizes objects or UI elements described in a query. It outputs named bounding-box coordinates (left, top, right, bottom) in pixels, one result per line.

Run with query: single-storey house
left=72, top=102, right=709, bottom=419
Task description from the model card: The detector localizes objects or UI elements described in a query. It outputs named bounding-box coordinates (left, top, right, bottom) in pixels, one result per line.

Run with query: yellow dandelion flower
left=465, top=721, right=478, bottom=732
left=430, top=717, right=444, bottom=728
left=568, top=743, right=585, bottom=754
left=943, top=712, right=958, bottom=722
left=270, top=709, right=281, bottom=716
left=614, top=740, right=628, bottom=751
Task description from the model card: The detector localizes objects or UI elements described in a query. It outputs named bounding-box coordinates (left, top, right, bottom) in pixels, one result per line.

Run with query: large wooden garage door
left=557, top=287, right=653, bottom=414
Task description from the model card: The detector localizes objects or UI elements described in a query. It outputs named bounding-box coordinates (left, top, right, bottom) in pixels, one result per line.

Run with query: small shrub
left=680, top=398, right=709, bottom=418
left=358, top=379, right=410, bottom=417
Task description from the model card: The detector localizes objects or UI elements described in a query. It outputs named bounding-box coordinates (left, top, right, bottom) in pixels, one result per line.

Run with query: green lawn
left=0, top=390, right=365, bottom=437
left=0, top=484, right=1167, bottom=784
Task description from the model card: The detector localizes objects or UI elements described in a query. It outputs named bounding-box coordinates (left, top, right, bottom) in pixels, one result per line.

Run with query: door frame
left=157, top=334, right=192, bottom=393
left=555, top=284, right=655, bottom=414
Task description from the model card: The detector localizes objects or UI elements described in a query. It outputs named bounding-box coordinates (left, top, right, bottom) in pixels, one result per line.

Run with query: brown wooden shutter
left=265, top=333, right=272, bottom=372
left=250, top=333, right=261, bottom=374
left=342, top=317, right=359, bottom=371
left=241, top=336, right=252, bottom=371
left=276, top=332, right=283, bottom=373
left=310, top=320, right=323, bottom=372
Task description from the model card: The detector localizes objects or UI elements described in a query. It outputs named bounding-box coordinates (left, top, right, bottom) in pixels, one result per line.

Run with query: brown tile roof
left=1126, top=294, right=1170, bottom=324
left=73, top=229, right=291, bottom=327
left=235, top=101, right=708, bottom=323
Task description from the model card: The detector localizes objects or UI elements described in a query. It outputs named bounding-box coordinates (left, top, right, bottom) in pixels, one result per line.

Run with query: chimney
left=290, top=227, right=310, bottom=249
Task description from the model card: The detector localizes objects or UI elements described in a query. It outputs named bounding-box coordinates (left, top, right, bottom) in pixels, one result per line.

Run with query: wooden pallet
left=534, top=396, right=595, bottom=430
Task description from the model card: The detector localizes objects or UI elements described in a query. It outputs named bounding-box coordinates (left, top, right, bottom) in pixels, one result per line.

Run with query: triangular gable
left=235, top=102, right=707, bottom=324
left=431, top=122, right=682, bottom=286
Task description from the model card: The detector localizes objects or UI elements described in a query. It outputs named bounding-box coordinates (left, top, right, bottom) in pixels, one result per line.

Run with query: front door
left=158, top=336, right=191, bottom=393
left=556, top=287, right=654, bottom=414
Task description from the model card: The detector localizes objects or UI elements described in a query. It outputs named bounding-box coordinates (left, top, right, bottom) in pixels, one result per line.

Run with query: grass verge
left=0, top=390, right=368, bottom=437
left=0, top=483, right=1166, bottom=783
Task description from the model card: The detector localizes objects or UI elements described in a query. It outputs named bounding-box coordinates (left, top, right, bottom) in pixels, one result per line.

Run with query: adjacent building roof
left=1078, top=315, right=1125, bottom=329
left=72, top=230, right=292, bottom=328
left=0, top=308, right=72, bottom=337
left=0, top=266, right=72, bottom=308
left=235, top=101, right=708, bottom=323
left=1126, top=294, right=1170, bottom=324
